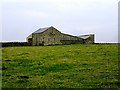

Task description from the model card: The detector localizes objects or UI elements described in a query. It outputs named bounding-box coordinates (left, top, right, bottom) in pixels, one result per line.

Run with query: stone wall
left=60, top=40, right=83, bottom=45
left=32, top=27, right=62, bottom=46
left=60, top=33, right=83, bottom=44
left=84, top=34, right=94, bottom=44
left=30, top=27, right=95, bottom=46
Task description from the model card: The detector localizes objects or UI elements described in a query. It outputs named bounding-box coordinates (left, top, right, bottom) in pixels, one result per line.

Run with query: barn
left=26, top=26, right=94, bottom=46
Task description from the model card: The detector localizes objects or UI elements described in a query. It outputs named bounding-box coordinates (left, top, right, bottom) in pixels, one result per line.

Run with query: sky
left=1, top=0, right=119, bottom=43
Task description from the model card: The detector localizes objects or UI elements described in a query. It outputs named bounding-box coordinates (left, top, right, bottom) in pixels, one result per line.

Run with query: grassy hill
left=2, top=44, right=119, bottom=88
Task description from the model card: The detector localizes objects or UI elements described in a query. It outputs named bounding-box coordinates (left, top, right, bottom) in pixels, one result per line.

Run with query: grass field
left=2, top=44, right=119, bottom=88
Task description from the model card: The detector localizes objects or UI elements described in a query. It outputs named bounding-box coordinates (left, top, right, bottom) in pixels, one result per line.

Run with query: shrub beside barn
left=26, top=26, right=95, bottom=46
left=1, top=42, right=31, bottom=47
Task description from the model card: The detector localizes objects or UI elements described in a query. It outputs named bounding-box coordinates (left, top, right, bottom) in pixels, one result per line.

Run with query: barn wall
left=32, top=27, right=62, bottom=46
left=32, top=33, right=41, bottom=45
left=60, top=40, right=83, bottom=44
left=32, top=33, right=36, bottom=45
left=61, top=34, right=83, bottom=44
left=31, top=27, right=95, bottom=46
left=42, top=27, right=62, bottom=45
left=84, top=34, right=94, bottom=44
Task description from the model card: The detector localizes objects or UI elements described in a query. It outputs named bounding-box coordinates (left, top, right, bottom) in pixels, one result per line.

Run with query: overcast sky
left=1, top=0, right=119, bottom=43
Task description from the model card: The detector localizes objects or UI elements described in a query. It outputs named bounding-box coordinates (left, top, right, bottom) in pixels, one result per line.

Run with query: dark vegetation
left=1, top=42, right=31, bottom=47
left=1, top=41, right=119, bottom=47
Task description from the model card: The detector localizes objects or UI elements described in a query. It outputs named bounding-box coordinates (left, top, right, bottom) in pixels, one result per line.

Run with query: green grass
left=2, top=44, right=119, bottom=88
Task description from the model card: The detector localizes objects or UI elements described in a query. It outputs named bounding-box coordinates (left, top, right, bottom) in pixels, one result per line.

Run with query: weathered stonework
left=26, top=26, right=95, bottom=46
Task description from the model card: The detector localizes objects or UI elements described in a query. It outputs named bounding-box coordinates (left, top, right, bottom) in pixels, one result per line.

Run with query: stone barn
left=78, top=34, right=94, bottom=44
left=26, top=26, right=94, bottom=46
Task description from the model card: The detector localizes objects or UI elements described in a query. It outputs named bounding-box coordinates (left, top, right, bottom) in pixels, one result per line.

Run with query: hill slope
left=2, top=44, right=119, bottom=88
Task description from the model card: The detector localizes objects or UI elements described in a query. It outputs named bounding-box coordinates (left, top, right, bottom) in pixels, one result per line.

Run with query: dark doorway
left=28, top=38, right=32, bottom=45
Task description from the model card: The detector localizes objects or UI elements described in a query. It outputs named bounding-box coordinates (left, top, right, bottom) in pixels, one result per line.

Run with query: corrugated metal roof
left=78, top=36, right=90, bottom=39
left=33, top=27, right=50, bottom=34
left=62, top=33, right=79, bottom=38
